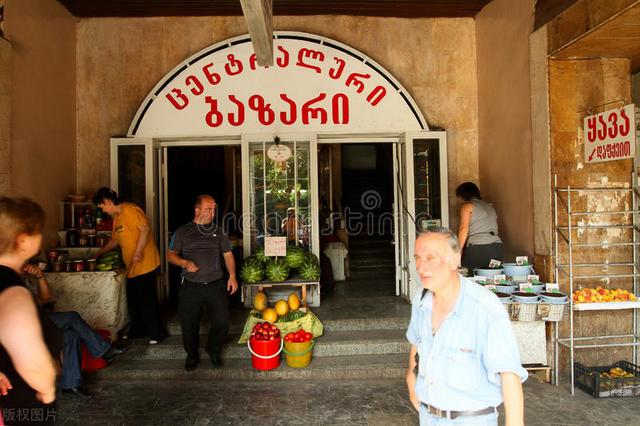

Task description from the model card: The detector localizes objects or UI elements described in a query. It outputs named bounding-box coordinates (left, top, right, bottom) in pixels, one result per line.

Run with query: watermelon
left=305, top=252, right=320, bottom=265
left=239, top=257, right=265, bottom=283
left=285, top=246, right=307, bottom=268
left=299, top=258, right=321, bottom=280
left=265, top=258, right=290, bottom=282
left=254, top=247, right=269, bottom=264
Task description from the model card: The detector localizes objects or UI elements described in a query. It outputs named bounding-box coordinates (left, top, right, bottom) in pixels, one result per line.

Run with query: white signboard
left=264, top=237, right=287, bottom=257
left=584, top=104, right=636, bottom=163
left=129, top=32, right=426, bottom=137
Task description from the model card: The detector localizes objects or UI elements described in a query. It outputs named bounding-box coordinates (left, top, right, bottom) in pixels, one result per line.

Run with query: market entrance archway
left=114, top=32, right=447, bottom=303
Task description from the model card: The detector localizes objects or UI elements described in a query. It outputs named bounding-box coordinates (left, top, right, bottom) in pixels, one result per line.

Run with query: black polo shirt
left=169, top=222, right=232, bottom=283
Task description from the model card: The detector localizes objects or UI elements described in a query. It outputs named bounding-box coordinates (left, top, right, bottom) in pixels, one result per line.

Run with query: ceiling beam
left=240, top=0, right=273, bottom=66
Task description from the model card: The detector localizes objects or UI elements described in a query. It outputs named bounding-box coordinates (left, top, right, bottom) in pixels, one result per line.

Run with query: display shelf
left=573, top=301, right=640, bottom=311
left=553, top=176, right=640, bottom=395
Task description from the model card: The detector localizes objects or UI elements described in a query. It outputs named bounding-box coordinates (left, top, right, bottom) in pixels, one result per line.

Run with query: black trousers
left=178, top=279, right=229, bottom=358
left=127, top=268, right=167, bottom=341
left=462, top=242, right=504, bottom=273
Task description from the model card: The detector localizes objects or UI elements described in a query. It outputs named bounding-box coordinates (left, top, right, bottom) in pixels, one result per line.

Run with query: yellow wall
left=75, top=16, right=480, bottom=225
left=476, top=0, right=535, bottom=261
left=3, top=0, right=76, bottom=242
left=0, top=37, right=10, bottom=195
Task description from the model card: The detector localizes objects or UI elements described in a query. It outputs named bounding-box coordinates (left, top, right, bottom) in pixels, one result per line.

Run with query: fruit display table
left=241, top=278, right=321, bottom=308
left=44, top=269, right=128, bottom=341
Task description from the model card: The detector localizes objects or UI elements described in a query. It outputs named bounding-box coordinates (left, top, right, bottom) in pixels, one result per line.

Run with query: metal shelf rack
left=553, top=175, right=640, bottom=394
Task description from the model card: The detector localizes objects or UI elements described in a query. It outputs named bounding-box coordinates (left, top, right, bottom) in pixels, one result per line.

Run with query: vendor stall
left=45, top=269, right=128, bottom=341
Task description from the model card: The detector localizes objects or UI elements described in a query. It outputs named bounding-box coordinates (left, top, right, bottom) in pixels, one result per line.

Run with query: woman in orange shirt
left=94, top=188, right=167, bottom=344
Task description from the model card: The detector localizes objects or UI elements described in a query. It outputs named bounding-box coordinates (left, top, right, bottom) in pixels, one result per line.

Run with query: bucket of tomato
left=283, top=330, right=314, bottom=368
left=247, top=322, right=283, bottom=371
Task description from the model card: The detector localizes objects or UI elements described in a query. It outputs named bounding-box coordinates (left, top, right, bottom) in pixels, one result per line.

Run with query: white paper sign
left=527, top=274, right=540, bottom=284
left=545, top=283, right=560, bottom=293
left=516, top=256, right=529, bottom=266
left=584, top=103, right=636, bottom=163
left=488, top=259, right=502, bottom=268
left=519, top=283, right=534, bottom=292
left=493, top=274, right=507, bottom=284
left=264, top=237, right=287, bottom=257
left=267, top=144, right=292, bottom=162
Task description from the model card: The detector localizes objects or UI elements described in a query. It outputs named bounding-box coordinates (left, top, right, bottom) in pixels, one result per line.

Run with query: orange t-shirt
left=112, top=203, right=160, bottom=278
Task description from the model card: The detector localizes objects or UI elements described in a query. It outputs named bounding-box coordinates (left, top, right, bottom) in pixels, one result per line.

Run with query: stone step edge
left=88, top=355, right=408, bottom=381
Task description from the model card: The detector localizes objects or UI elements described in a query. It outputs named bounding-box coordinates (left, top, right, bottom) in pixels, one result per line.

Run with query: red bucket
left=81, top=329, right=111, bottom=372
left=247, top=337, right=283, bottom=371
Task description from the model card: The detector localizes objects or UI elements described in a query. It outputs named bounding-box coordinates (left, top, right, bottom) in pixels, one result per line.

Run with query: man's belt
left=183, top=278, right=222, bottom=285
left=421, top=403, right=497, bottom=420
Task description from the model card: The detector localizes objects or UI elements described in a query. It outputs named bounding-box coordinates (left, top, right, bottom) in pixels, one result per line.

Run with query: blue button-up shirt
left=406, top=275, right=527, bottom=411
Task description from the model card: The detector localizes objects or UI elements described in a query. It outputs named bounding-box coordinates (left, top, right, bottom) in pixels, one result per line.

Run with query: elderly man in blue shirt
left=406, top=227, right=527, bottom=425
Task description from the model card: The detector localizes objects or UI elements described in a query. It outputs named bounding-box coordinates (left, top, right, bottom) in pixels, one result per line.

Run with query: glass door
left=242, top=135, right=319, bottom=259
left=400, top=131, right=449, bottom=300
left=110, top=137, right=165, bottom=296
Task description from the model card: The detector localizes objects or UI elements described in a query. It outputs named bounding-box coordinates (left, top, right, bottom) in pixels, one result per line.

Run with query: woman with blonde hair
left=0, top=197, right=58, bottom=425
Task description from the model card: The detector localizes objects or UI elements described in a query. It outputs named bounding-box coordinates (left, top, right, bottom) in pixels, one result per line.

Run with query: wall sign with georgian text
left=584, top=104, right=636, bottom=163
left=128, top=32, right=427, bottom=137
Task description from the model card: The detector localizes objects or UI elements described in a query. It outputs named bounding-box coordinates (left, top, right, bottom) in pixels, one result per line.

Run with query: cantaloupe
left=288, top=292, right=300, bottom=311
left=262, top=308, right=278, bottom=323
left=254, top=292, right=268, bottom=312
left=275, top=299, right=290, bottom=317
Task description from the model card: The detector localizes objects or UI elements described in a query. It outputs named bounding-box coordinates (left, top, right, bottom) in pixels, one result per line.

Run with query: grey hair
left=417, top=226, right=461, bottom=253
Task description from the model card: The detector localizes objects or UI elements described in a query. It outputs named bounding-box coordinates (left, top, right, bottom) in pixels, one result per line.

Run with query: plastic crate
left=574, top=360, right=640, bottom=398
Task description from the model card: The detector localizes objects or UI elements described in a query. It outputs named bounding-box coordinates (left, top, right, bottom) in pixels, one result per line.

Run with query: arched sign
left=128, top=32, right=427, bottom=137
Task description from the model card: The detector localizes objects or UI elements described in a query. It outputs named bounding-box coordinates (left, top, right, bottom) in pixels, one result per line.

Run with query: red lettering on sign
left=227, top=95, right=245, bottom=126
left=276, top=46, right=290, bottom=68
left=202, top=63, right=221, bottom=85
left=166, top=89, right=189, bottom=110
left=329, top=57, right=346, bottom=80
left=280, top=94, right=297, bottom=125
left=332, top=94, right=349, bottom=124
left=366, top=86, right=386, bottom=107
left=302, top=93, right=328, bottom=124
left=249, top=95, right=275, bottom=125
left=205, top=96, right=223, bottom=127
left=225, top=54, right=243, bottom=76
left=620, top=108, right=631, bottom=137
left=296, top=48, right=325, bottom=73
left=597, top=115, right=607, bottom=140
left=607, top=112, right=619, bottom=139
left=586, top=116, right=597, bottom=143
left=185, top=75, right=204, bottom=96
left=249, top=54, right=259, bottom=71
left=346, top=72, right=371, bottom=94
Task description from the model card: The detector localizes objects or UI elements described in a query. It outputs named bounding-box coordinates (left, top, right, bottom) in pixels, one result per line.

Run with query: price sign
left=516, top=256, right=529, bottom=266
left=488, top=259, right=502, bottom=268
left=264, top=236, right=287, bottom=257
left=546, top=283, right=560, bottom=293
left=527, top=274, right=540, bottom=284
left=584, top=104, right=636, bottom=163
left=493, top=274, right=507, bottom=284
left=519, top=283, right=534, bottom=293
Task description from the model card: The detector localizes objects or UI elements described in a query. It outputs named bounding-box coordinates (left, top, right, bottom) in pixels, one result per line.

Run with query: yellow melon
left=262, top=308, right=278, bottom=323
left=254, top=292, right=268, bottom=312
left=288, top=292, right=301, bottom=311
left=275, top=299, right=290, bottom=317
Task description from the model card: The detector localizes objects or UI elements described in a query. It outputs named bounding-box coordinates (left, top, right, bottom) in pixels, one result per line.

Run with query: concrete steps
left=118, top=329, right=410, bottom=361
left=89, top=353, right=408, bottom=381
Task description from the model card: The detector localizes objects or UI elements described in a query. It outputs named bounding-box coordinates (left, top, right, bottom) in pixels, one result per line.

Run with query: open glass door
left=399, top=132, right=449, bottom=300
left=109, top=137, right=165, bottom=296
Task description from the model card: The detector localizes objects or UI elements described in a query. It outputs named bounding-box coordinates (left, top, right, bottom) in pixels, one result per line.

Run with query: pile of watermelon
left=238, top=246, right=321, bottom=283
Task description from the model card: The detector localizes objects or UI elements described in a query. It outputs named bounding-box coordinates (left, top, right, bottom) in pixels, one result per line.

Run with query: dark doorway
left=341, top=143, right=394, bottom=240
left=166, top=145, right=242, bottom=305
